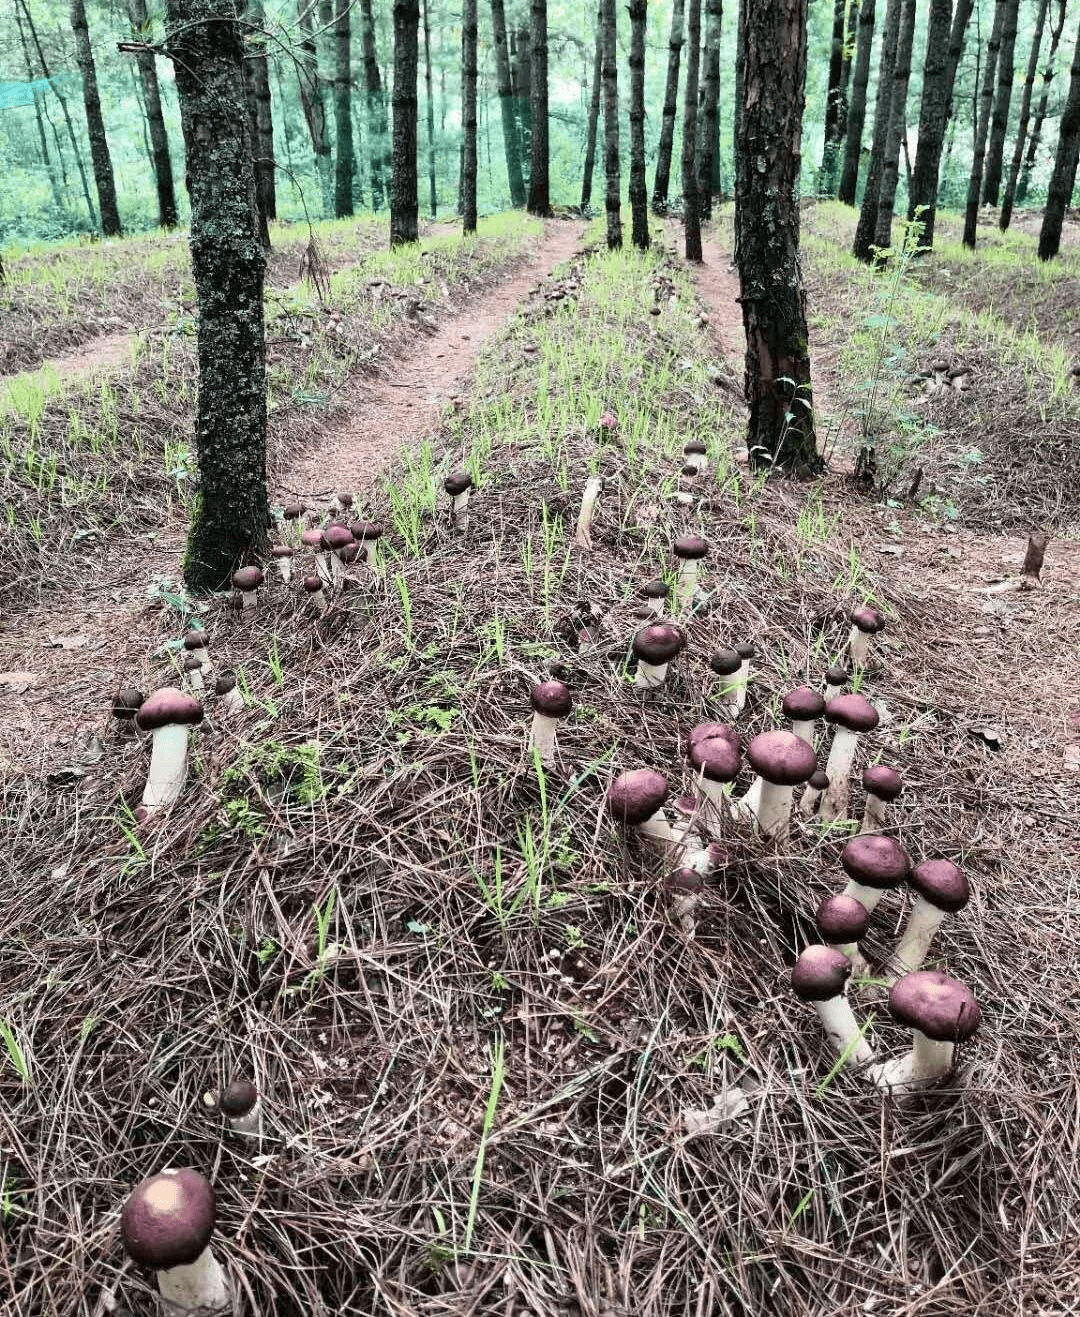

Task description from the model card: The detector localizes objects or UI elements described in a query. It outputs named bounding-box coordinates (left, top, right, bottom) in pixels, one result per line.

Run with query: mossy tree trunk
left=909, top=0, right=973, bottom=249
left=581, top=3, right=603, bottom=210
left=527, top=0, right=550, bottom=213
left=681, top=0, right=702, bottom=260
left=838, top=0, right=876, bottom=205
left=391, top=0, right=420, bottom=244
left=127, top=0, right=178, bottom=228
left=491, top=0, right=527, bottom=206
left=297, top=0, right=334, bottom=217
left=735, top=0, right=819, bottom=472
left=422, top=0, right=438, bottom=216
left=651, top=0, right=684, bottom=214
left=696, top=0, right=721, bottom=221
left=70, top=0, right=121, bottom=235
left=983, top=0, right=1021, bottom=205
left=962, top=0, right=1006, bottom=247
left=164, top=0, right=269, bottom=593
left=820, top=0, right=849, bottom=192
left=627, top=0, right=649, bottom=248
left=1038, top=15, right=1080, bottom=261
left=1017, top=0, right=1067, bottom=205
left=601, top=0, right=621, bottom=248
left=853, top=0, right=901, bottom=262
left=462, top=0, right=478, bottom=231
left=246, top=0, right=277, bottom=222
left=360, top=0, right=391, bottom=210
left=512, top=26, right=533, bottom=190
left=873, top=0, right=917, bottom=253
left=333, top=0, right=355, bottom=217
left=1000, top=0, right=1051, bottom=229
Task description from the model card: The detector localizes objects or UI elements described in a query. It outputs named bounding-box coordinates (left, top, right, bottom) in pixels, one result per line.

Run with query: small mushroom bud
left=848, top=605, right=885, bottom=669
left=444, top=471, right=473, bottom=531
left=271, top=545, right=293, bottom=583
left=731, top=642, right=755, bottom=713
left=350, top=520, right=384, bottom=568
left=791, top=945, right=875, bottom=1067
left=182, top=629, right=211, bottom=673
left=632, top=622, right=684, bottom=689
left=799, top=766, right=830, bottom=817
left=213, top=673, right=244, bottom=716
left=303, top=574, right=328, bottom=616
left=664, top=866, right=705, bottom=935
left=528, top=680, right=572, bottom=766
left=135, top=689, right=204, bottom=814
left=638, top=579, right=669, bottom=618
left=282, top=501, right=307, bottom=546
left=672, top=534, right=708, bottom=615
left=682, top=438, right=708, bottom=473
left=333, top=491, right=354, bottom=513
left=182, top=654, right=204, bottom=694
left=823, top=663, right=849, bottom=702
left=215, top=1078, right=261, bottom=1137
left=112, top=687, right=144, bottom=735
left=231, top=566, right=264, bottom=612
left=859, top=764, right=903, bottom=834
left=709, top=649, right=742, bottom=708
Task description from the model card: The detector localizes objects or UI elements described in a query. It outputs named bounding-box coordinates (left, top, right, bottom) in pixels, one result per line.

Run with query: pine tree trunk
left=333, top=0, right=355, bottom=216
left=15, top=4, right=65, bottom=211
left=837, top=0, right=857, bottom=135
left=651, top=0, right=684, bottom=214
left=491, top=0, right=527, bottom=205
left=628, top=0, right=649, bottom=247
left=962, top=0, right=1006, bottom=247
left=297, top=0, right=334, bottom=217
left=839, top=0, right=877, bottom=205
left=358, top=0, right=390, bottom=210
left=601, top=0, right=622, bottom=248
left=820, top=0, right=849, bottom=191
left=528, top=0, right=550, bottom=213
left=513, top=27, right=533, bottom=190
left=909, top=0, right=973, bottom=249
left=1038, top=16, right=1080, bottom=261
left=127, top=0, right=178, bottom=228
left=462, top=0, right=478, bottom=230
left=246, top=0, right=277, bottom=222
left=70, top=0, right=121, bottom=235
left=682, top=0, right=702, bottom=259
left=735, top=0, right=818, bottom=472
left=697, top=0, right=722, bottom=221
left=873, top=0, right=917, bottom=253
left=391, top=0, right=420, bottom=244
left=1000, top=0, right=1050, bottom=228
left=853, top=0, right=901, bottom=261
left=243, top=48, right=271, bottom=246
left=983, top=0, right=1020, bottom=205
left=422, top=0, right=438, bottom=216
left=581, top=3, right=604, bottom=210
left=164, top=0, right=269, bottom=593
left=1017, top=0, right=1067, bottom=205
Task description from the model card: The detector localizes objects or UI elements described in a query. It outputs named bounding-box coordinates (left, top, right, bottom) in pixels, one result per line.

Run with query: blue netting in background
left=0, top=75, right=79, bottom=112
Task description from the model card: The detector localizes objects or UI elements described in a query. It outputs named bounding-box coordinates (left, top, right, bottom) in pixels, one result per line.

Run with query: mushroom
left=632, top=622, right=684, bottom=689
left=350, top=520, right=384, bottom=568
left=682, top=438, right=708, bottom=473
left=282, top=501, right=306, bottom=545
left=607, top=768, right=680, bottom=849
left=947, top=364, right=971, bottom=392
left=872, top=970, right=981, bottom=1091
left=303, top=574, right=328, bottom=616
left=231, top=566, right=264, bottom=612
left=321, top=524, right=355, bottom=588
left=791, top=945, right=875, bottom=1067
left=182, top=655, right=204, bottom=694
left=798, top=767, right=830, bottom=817
left=529, top=679, right=572, bottom=766
left=213, top=673, right=245, bottom=716
left=271, top=545, right=293, bottom=584
left=839, top=833, right=910, bottom=916
left=672, top=534, right=708, bottom=614
left=782, top=685, right=826, bottom=745
left=820, top=693, right=880, bottom=822
left=182, top=629, right=210, bottom=673
left=638, top=579, right=669, bottom=618
left=884, top=858, right=970, bottom=983
left=742, top=730, right=817, bottom=843
left=859, top=765, right=903, bottom=834
left=333, top=490, right=354, bottom=513
left=687, top=722, right=742, bottom=817
left=732, top=642, right=755, bottom=713
left=301, top=527, right=332, bottom=587
left=815, top=892, right=871, bottom=961
left=664, top=866, right=705, bottom=935
left=709, top=649, right=742, bottom=708
left=444, top=471, right=473, bottom=531
left=112, top=688, right=144, bottom=735
left=823, top=663, right=849, bottom=702
left=135, top=689, right=204, bottom=814
left=212, top=1079, right=261, bottom=1137
left=121, top=1167, right=230, bottom=1315
left=848, top=606, right=885, bottom=669
left=572, top=475, right=603, bottom=549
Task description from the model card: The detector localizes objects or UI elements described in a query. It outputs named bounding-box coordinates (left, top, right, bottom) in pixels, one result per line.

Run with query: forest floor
left=1, top=210, right=1078, bottom=1317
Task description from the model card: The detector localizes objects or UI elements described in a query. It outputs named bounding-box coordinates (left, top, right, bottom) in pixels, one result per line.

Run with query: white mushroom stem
left=309, top=587, right=328, bottom=616
left=675, top=559, right=699, bottom=615
left=220, top=684, right=245, bottom=715
left=634, top=810, right=703, bottom=858
left=157, top=1245, right=230, bottom=1316
left=799, top=780, right=825, bottom=817
left=848, top=626, right=872, bottom=668
left=859, top=795, right=889, bottom=835
left=451, top=489, right=470, bottom=531
left=683, top=451, right=706, bottom=473
left=812, top=994, right=875, bottom=1066
left=882, top=899, right=948, bottom=983
left=647, top=594, right=666, bottom=618
left=820, top=728, right=860, bottom=822
left=697, top=775, right=734, bottom=820
left=228, top=1099, right=262, bottom=1137
left=315, top=551, right=333, bottom=589
left=275, top=557, right=292, bottom=584
left=528, top=712, right=562, bottom=766
left=733, top=658, right=752, bottom=712
left=142, top=724, right=191, bottom=813
left=362, top=541, right=380, bottom=569
left=572, top=476, right=602, bottom=549
left=756, top=781, right=797, bottom=844
left=238, top=589, right=259, bottom=611
left=184, top=667, right=204, bottom=694
left=635, top=659, right=669, bottom=689
left=740, top=778, right=762, bottom=820
left=189, top=643, right=210, bottom=672
left=790, top=718, right=815, bottom=746
left=671, top=892, right=700, bottom=935
left=827, top=940, right=861, bottom=961
left=840, top=878, right=886, bottom=916
left=872, top=1031, right=954, bottom=1091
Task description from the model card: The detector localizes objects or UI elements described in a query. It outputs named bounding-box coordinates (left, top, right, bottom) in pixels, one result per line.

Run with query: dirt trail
left=0, top=220, right=584, bottom=774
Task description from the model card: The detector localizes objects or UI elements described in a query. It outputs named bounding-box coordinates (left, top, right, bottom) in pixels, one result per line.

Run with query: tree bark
left=983, top=0, right=1021, bottom=205
left=581, top=3, right=604, bottom=210
left=652, top=0, right=685, bottom=213
left=246, top=0, right=276, bottom=222
left=963, top=0, right=1006, bottom=247
left=333, top=0, right=355, bottom=216
left=527, top=0, right=550, bottom=212
left=820, top=0, right=849, bottom=192
left=628, top=0, right=650, bottom=247
left=462, top=0, right=478, bottom=230
left=682, top=0, right=702, bottom=259
left=1017, top=0, right=1067, bottom=204
left=358, top=0, right=391, bottom=210
left=735, top=0, right=818, bottom=471
left=909, top=0, right=973, bottom=249
left=601, top=0, right=622, bottom=248
left=873, top=0, right=917, bottom=253
left=422, top=0, right=438, bottom=216
left=491, top=0, right=527, bottom=205
left=297, top=0, right=334, bottom=216
left=697, top=0, right=722, bottom=220
left=513, top=26, right=533, bottom=190
left=391, top=0, right=420, bottom=244
left=839, top=0, right=877, bottom=205
left=1000, top=0, right=1051, bottom=228
left=127, top=0, right=178, bottom=228
left=1038, top=15, right=1080, bottom=261
left=70, top=0, right=121, bottom=235
left=853, top=0, right=901, bottom=261
left=16, top=0, right=65, bottom=212
left=164, top=0, right=268, bottom=592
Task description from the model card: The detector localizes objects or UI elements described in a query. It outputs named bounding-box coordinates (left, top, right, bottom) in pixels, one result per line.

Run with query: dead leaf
left=682, top=1084, right=753, bottom=1137
left=47, top=634, right=94, bottom=650
left=1064, top=746, right=1080, bottom=773
left=0, top=670, right=38, bottom=694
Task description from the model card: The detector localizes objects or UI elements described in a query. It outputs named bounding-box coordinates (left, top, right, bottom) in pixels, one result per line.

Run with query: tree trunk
left=581, top=3, right=604, bottom=210
left=527, top=0, right=550, bottom=213
left=820, top=0, right=849, bottom=192
left=391, top=0, right=420, bottom=244
left=837, top=0, right=857, bottom=135
left=601, top=0, right=622, bottom=248
left=628, top=0, right=649, bottom=247
left=697, top=0, right=722, bottom=220
left=70, top=0, right=121, bottom=235
left=513, top=26, right=533, bottom=189
left=164, top=0, right=268, bottom=592
left=1038, top=15, right=1080, bottom=261
left=358, top=0, right=390, bottom=210
left=127, top=0, right=178, bottom=228
left=853, top=0, right=901, bottom=261
left=909, top=0, right=974, bottom=249
left=839, top=0, right=877, bottom=205
left=735, top=0, right=818, bottom=472
left=421, top=0, right=438, bottom=216
left=297, top=0, right=334, bottom=216
left=491, top=0, right=527, bottom=205
left=15, top=1, right=65, bottom=212
left=1017, top=0, right=1067, bottom=204
left=333, top=0, right=355, bottom=217
left=873, top=0, right=917, bottom=253
left=682, top=0, right=702, bottom=259
left=246, top=0, right=276, bottom=222
left=462, top=0, right=478, bottom=230
left=652, top=0, right=685, bottom=214
left=1000, top=0, right=1051, bottom=228
left=963, top=0, right=1006, bottom=247
left=983, top=0, right=1020, bottom=205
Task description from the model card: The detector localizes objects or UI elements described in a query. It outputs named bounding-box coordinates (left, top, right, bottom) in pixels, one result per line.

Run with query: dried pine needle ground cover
left=2, top=240, right=1074, bottom=1317
left=0, top=213, right=540, bottom=613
